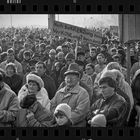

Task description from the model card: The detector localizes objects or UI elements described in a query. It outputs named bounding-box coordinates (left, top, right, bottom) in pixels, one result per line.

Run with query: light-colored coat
left=18, top=85, right=50, bottom=111
left=0, top=86, right=20, bottom=127
left=50, top=83, right=90, bottom=127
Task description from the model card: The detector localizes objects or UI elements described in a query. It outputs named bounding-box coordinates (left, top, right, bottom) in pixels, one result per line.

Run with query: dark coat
left=87, top=93, right=128, bottom=127
left=3, top=74, right=23, bottom=95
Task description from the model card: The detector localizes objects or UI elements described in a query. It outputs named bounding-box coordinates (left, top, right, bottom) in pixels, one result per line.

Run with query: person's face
left=97, top=55, right=105, bottom=64
left=65, top=74, right=79, bottom=88
left=55, top=115, right=68, bottom=126
left=99, top=83, right=114, bottom=99
left=6, top=66, right=15, bottom=76
left=55, top=64, right=60, bottom=71
left=7, top=53, right=14, bottom=61
left=90, top=50, right=96, bottom=57
left=110, top=50, right=116, bottom=56
left=77, top=55, right=85, bottom=62
left=35, top=64, right=46, bottom=76
left=78, top=65, right=84, bottom=72
left=39, top=47, right=45, bottom=53
left=85, top=66, right=94, bottom=75
left=49, top=53, right=56, bottom=59
left=62, top=47, right=68, bottom=53
left=85, top=51, right=90, bottom=58
left=86, top=57, right=92, bottom=63
left=58, top=54, right=64, bottom=61
left=113, top=58, right=120, bottom=64
left=66, top=59, right=74, bottom=65
left=28, top=81, right=39, bottom=94
left=130, top=49, right=134, bottom=56
left=24, top=55, right=30, bottom=60
left=13, top=43, right=19, bottom=50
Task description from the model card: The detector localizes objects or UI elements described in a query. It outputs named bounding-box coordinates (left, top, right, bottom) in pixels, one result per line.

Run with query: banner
left=52, top=21, right=102, bottom=44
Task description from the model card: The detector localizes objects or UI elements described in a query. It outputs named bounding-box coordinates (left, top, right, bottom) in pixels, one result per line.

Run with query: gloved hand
left=20, top=94, right=37, bottom=109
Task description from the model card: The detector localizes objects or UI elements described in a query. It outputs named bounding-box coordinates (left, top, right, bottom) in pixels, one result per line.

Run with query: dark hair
left=28, top=80, right=41, bottom=91
left=35, top=61, right=46, bottom=69
left=99, top=77, right=116, bottom=89
left=97, top=53, right=105, bottom=58
left=86, top=63, right=95, bottom=70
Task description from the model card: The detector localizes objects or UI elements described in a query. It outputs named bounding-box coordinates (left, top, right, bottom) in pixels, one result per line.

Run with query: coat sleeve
left=71, top=90, right=90, bottom=125
left=50, top=91, right=60, bottom=113
left=0, top=93, right=20, bottom=123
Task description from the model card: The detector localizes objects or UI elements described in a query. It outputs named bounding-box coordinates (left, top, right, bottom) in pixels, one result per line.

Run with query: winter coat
left=50, top=83, right=90, bottom=127
left=87, top=93, right=128, bottom=127
left=3, top=74, right=23, bottom=95
left=58, top=80, right=93, bottom=104
left=16, top=101, right=53, bottom=127
left=18, top=85, right=50, bottom=111
left=0, top=86, right=20, bottom=127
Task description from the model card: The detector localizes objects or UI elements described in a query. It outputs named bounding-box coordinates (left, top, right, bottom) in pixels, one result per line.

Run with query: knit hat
left=65, top=53, right=75, bottom=60
left=91, top=114, right=106, bottom=127
left=54, top=103, right=71, bottom=119
left=26, top=73, right=44, bottom=89
left=64, top=62, right=80, bottom=77
left=49, top=49, right=56, bottom=54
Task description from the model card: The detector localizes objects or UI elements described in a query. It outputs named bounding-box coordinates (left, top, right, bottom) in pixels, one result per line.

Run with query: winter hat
left=91, top=114, right=107, bottom=127
left=56, top=46, right=62, bottom=51
left=5, top=62, right=17, bottom=73
left=64, top=62, right=80, bottom=77
left=54, top=103, right=71, bottom=119
left=26, top=73, right=44, bottom=89
left=49, top=49, right=56, bottom=54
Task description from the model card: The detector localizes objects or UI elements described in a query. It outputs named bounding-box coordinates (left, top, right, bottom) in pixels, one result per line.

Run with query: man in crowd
left=50, top=62, right=90, bottom=126
left=95, top=53, right=106, bottom=74
left=87, top=77, right=128, bottom=127
left=32, top=61, right=56, bottom=100
left=0, top=48, right=23, bottom=76
left=58, top=52, right=75, bottom=85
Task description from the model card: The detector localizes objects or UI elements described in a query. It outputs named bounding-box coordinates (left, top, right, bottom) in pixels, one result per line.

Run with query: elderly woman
left=3, top=62, right=23, bottom=95
left=17, top=73, right=52, bottom=127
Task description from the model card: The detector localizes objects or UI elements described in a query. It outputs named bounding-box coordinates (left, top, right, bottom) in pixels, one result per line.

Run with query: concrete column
left=48, top=14, right=55, bottom=31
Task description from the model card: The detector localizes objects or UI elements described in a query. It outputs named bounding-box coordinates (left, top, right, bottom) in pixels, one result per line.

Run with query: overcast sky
left=0, top=14, right=118, bottom=28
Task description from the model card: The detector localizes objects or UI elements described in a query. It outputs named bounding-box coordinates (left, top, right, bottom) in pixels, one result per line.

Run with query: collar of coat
left=58, top=82, right=80, bottom=94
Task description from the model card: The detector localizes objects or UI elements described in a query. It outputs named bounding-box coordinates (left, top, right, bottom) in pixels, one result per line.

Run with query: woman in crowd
left=17, top=73, right=52, bottom=127
left=3, top=62, right=23, bottom=95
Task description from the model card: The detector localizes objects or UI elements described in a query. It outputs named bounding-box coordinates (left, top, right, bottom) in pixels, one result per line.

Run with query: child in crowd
left=53, top=103, right=72, bottom=127
left=88, top=114, right=107, bottom=127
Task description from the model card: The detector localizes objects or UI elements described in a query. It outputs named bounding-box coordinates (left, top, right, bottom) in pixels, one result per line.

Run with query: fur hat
left=26, top=73, right=44, bottom=89
left=54, top=103, right=71, bottom=119
left=91, top=114, right=106, bottom=127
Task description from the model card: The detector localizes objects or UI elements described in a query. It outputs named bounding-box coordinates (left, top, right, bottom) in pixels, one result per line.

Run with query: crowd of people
left=0, top=26, right=140, bottom=127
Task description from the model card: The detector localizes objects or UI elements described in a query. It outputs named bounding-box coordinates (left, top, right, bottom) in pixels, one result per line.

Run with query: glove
left=20, top=94, right=37, bottom=109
